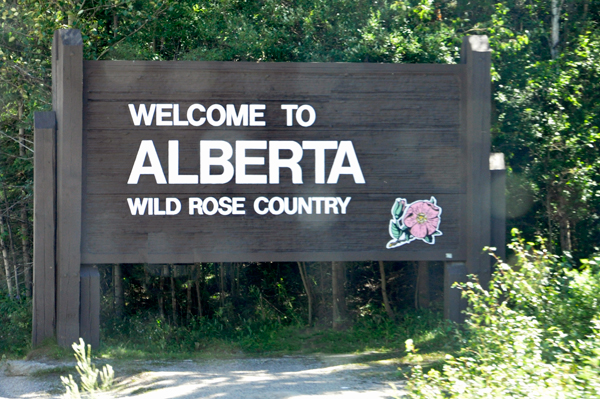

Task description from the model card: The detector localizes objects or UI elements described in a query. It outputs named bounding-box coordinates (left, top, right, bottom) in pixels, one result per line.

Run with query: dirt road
left=0, top=353, right=406, bottom=398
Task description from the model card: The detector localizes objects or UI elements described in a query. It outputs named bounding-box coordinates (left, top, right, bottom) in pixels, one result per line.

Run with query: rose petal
left=410, top=223, right=428, bottom=238
left=404, top=212, right=418, bottom=227
left=410, top=202, right=428, bottom=215
left=423, top=203, right=440, bottom=219
left=425, top=218, right=439, bottom=235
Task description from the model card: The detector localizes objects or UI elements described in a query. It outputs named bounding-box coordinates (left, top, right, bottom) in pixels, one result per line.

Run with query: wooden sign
left=82, top=61, right=469, bottom=264
left=33, top=30, right=493, bottom=348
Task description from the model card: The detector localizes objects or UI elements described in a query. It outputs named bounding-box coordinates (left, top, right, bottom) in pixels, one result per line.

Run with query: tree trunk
left=170, top=266, right=177, bottom=325
left=551, top=0, right=561, bottom=59
left=186, top=277, right=192, bottom=322
left=0, top=215, right=13, bottom=298
left=112, top=12, right=118, bottom=38
left=159, top=265, right=167, bottom=320
left=2, top=185, right=19, bottom=298
left=113, top=264, right=124, bottom=319
left=142, top=265, right=149, bottom=294
left=196, top=263, right=203, bottom=317
left=558, top=194, right=572, bottom=253
left=219, top=262, right=225, bottom=307
left=378, top=261, right=394, bottom=318
left=297, top=262, right=313, bottom=326
left=20, top=198, right=31, bottom=297
left=332, top=261, right=348, bottom=330
left=2, top=197, right=21, bottom=298
left=18, top=102, right=32, bottom=298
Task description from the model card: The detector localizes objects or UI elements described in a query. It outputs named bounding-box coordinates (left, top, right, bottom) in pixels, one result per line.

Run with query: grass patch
left=90, top=308, right=458, bottom=366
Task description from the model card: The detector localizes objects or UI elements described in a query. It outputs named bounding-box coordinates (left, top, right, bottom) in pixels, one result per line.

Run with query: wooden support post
left=80, top=265, right=100, bottom=349
left=444, top=262, right=467, bottom=323
left=32, top=112, right=56, bottom=347
left=53, top=29, right=83, bottom=347
left=462, top=36, right=492, bottom=288
left=417, top=261, right=429, bottom=309
left=490, top=153, right=506, bottom=261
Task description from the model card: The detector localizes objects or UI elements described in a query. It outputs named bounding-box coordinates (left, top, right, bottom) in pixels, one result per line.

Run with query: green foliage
left=406, top=235, right=600, bottom=398
left=61, top=338, right=114, bottom=399
left=98, top=306, right=451, bottom=358
left=0, top=295, right=31, bottom=357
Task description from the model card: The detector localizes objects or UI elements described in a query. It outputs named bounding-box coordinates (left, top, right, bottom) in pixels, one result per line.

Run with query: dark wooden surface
left=32, top=112, right=56, bottom=347
left=444, top=261, right=467, bottom=323
left=80, top=265, right=100, bottom=349
left=461, top=36, right=492, bottom=284
left=417, top=261, right=430, bottom=309
left=81, top=61, right=472, bottom=263
left=53, top=30, right=83, bottom=347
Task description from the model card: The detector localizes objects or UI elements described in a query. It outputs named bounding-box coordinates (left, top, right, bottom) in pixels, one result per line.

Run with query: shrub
left=0, top=295, right=31, bottom=357
left=406, top=234, right=600, bottom=398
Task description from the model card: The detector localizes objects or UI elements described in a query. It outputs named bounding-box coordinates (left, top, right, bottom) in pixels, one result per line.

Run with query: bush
left=0, top=295, right=31, bottom=357
left=406, top=234, right=600, bottom=398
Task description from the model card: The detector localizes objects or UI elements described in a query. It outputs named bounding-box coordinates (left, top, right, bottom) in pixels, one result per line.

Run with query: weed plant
left=406, top=232, right=600, bottom=398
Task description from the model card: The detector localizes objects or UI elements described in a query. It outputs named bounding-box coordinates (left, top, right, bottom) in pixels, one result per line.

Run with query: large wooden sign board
left=33, top=30, right=497, bottom=348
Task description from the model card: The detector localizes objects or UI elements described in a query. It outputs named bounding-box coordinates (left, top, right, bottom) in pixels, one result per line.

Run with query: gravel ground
left=0, top=354, right=406, bottom=398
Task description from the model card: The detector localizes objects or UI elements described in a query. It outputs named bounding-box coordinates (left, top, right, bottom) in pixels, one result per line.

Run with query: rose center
left=416, top=212, right=428, bottom=224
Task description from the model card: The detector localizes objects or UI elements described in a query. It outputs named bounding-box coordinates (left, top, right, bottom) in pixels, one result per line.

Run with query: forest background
left=0, top=0, right=599, bottom=368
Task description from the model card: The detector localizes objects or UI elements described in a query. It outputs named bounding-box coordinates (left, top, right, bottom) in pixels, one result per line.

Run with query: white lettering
left=200, top=141, right=234, bottom=184
left=206, top=104, right=226, bottom=126
left=254, top=197, right=269, bottom=215
left=280, top=104, right=298, bottom=126
left=156, top=104, right=173, bottom=126
left=127, top=198, right=149, bottom=215
left=187, top=104, right=206, bottom=126
left=168, top=140, right=199, bottom=184
left=302, top=141, right=338, bottom=184
left=173, top=104, right=189, bottom=126
left=166, top=198, right=181, bottom=215
left=236, top=141, right=267, bottom=184
left=226, top=104, right=249, bottom=126
left=128, top=104, right=156, bottom=126
left=296, top=104, right=316, bottom=127
left=249, top=104, right=266, bottom=126
left=327, top=141, right=365, bottom=184
left=269, top=141, right=303, bottom=184
left=337, top=197, right=351, bottom=214
left=128, top=140, right=167, bottom=184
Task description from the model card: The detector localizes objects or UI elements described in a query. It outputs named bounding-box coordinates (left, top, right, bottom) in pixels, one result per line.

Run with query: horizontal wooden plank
left=81, top=193, right=464, bottom=262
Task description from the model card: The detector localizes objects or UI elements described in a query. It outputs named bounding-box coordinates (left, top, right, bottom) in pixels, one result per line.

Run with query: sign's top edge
left=83, top=60, right=465, bottom=74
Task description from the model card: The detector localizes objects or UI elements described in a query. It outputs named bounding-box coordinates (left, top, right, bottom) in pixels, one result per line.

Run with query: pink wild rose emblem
left=386, top=197, right=442, bottom=249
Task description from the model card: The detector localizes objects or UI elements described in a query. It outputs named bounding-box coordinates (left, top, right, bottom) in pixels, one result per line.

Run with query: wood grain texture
left=444, top=261, right=467, bottom=323
left=461, top=36, right=492, bottom=282
left=79, top=57, right=483, bottom=263
left=80, top=265, right=100, bottom=349
left=491, top=168, right=506, bottom=262
left=32, top=112, right=56, bottom=347
left=53, top=30, right=83, bottom=347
